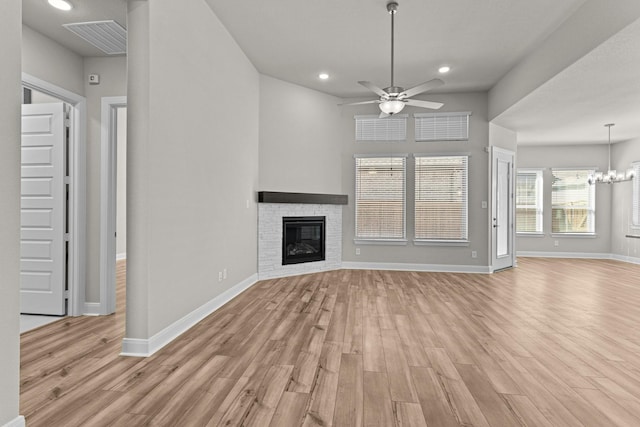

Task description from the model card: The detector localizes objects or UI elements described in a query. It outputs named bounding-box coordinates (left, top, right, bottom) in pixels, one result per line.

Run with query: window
left=355, top=156, right=406, bottom=240
left=414, top=155, right=468, bottom=241
left=355, top=115, right=407, bottom=141
left=551, top=169, right=595, bottom=234
left=414, top=112, right=470, bottom=142
left=516, top=169, right=543, bottom=234
left=633, top=162, right=640, bottom=228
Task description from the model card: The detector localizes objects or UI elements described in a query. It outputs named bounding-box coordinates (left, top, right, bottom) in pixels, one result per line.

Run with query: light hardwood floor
left=20, top=258, right=640, bottom=426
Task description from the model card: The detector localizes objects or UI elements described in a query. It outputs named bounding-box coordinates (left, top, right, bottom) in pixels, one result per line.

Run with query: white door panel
left=21, top=103, right=66, bottom=315
left=491, top=148, right=515, bottom=272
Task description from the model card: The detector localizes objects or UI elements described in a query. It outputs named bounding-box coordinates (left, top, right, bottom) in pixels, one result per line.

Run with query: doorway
left=100, top=97, right=127, bottom=315
left=490, top=147, right=515, bottom=272
left=20, top=73, right=87, bottom=324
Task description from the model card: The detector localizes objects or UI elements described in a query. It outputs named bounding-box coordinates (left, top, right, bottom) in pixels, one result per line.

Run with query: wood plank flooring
left=20, top=258, right=640, bottom=426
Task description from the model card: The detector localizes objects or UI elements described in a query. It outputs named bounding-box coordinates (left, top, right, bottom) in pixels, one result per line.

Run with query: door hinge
left=65, top=118, right=71, bottom=127
left=64, top=176, right=71, bottom=184
left=64, top=233, right=71, bottom=242
left=64, top=290, right=70, bottom=299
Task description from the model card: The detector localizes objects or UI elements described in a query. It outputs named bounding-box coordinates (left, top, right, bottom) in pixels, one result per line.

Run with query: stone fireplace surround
left=258, top=192, right=347, bottom=279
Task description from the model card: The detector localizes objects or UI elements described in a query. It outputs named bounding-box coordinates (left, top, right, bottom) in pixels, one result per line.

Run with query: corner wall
left=516, top=144, right=612, bottom=255
left=0, top=1, right=23, bottom=424
left=340, top=92, right=490, bottom=269
left=611, top=137, right=640, bottom=260
left=259, top=75, right=343, bottom=194
left=126, top=0, right=259, bottom=344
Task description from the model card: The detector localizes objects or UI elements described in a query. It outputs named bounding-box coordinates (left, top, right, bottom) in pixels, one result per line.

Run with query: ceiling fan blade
left=358, top=81, right=388, bottom=98
left=339, top=99, right=379, bottom=106
left=400, top=79, right=444, bottom=99
left=405, top=99, right=444, bottom=110
left=379, top=111, right=390, bottom=118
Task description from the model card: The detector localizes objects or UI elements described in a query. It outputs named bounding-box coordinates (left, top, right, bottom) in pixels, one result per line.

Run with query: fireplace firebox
left=282, top=216, right=325, bottom=265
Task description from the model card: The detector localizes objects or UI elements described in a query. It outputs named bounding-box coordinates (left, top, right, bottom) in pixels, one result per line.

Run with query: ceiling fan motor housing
left=384, top=86, right=404, bottom=97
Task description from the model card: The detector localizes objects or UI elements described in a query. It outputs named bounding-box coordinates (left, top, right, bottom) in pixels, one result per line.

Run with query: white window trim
left=516, top=168, right=544, bottom=235
left=413, top=154, right=469, bottom=242
left=414, top=111, right=471, bottom=142
left=354, top=114, right=408, bottom=142
left=551, top=168, right=596, bottom=235
left=354, top=154, right=407, bottom=242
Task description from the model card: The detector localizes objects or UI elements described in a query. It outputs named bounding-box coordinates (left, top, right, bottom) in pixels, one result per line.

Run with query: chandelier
left=587, top=124, right=634, bottom=185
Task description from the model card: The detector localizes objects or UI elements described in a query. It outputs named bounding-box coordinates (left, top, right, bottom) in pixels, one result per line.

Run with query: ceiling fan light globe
left=379, top=100, right=405, bottom=115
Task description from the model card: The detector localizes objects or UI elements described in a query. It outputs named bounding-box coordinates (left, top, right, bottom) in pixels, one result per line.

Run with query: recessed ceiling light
left=438, top=66, right=451, bottom=74
left=318, top=73, right=329, bottom=80
left=48, top=0, right=73, bottom=11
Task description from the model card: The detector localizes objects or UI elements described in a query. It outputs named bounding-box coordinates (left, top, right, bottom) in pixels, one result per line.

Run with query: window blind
left=414, top=112, right=470, bottom=142
left=355, top=156, right=406, bottom=239
left=516, top=170, right=543, bottom=233
left=414, top=156, right=468, bottom=240
left=551, top=169, right=595, bottom=234
left=355, top=115, right=407, bottom=141
left=633, top=162, right=640, bottom=227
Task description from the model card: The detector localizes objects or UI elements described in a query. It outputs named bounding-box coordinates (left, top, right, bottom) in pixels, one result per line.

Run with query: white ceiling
left=21, top=0, right=640, bottom=146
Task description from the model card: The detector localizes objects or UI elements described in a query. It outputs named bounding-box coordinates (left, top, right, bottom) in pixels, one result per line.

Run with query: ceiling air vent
left=63, top=20, right=127, bottom=55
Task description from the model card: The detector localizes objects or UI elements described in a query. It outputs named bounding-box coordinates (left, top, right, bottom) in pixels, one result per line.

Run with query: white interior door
left=21, top=103, right=66, bottom=315
left=491, top=147, right=515, bottom=272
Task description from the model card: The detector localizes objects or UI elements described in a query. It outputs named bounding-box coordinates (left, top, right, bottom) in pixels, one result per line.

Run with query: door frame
left=22, top=73, right=87, bottom=316
left=489, top=146, right=516, bottom=272
left=100, top=96, right=127, bottom=315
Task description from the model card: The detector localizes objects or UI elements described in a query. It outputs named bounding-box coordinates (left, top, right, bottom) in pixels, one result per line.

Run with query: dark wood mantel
left=257, top=191, right=348, bottom=205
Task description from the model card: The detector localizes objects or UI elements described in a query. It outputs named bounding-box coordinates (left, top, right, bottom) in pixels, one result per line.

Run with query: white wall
left=340, top=92, right=490, bottom=268
left=126, top=0, right=259, bottom=340
left=611, top=137, right=640, bottom=260
left=116, top=107, right=127, bottom=257
left=516, top=144, right=612, bottom=255
left=83, top=56, right=127, bottom=302
left=22, top=25, right=84, bottom=96
left=259, top=75, right=343, bottom=194
left=0, top=0, right=22, bottom=424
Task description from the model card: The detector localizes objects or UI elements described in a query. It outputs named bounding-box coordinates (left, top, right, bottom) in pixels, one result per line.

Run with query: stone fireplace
left=258, top=192, right=347, bottom=279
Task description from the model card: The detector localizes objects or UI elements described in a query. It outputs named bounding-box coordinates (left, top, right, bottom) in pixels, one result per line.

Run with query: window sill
left=516, top=233, right=545, bottom=238
left=354, top=239, right=408, bottom=246
left=413, top=239, right=469, bottom=247
left=550, top=233, right=598, bottom=238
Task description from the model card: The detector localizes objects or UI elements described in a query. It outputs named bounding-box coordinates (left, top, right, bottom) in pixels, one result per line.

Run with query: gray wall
left=340, top=92, right=490, bottom=267
left=0, top=0, right=22, bottom=423
left=516, top=144, right=612, bottom=254
left=259, top=75, right=343, bottom=194
left=611, top=137, right=640, bottom=259
left=83, top=56, right=127, bottom=302
left=22, top=24, right=84, bottom=96
left=126, top=0, right=259, bottom=338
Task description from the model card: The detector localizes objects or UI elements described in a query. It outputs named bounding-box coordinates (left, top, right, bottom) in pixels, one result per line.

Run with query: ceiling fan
left=343, top=1, right=444, bottom=118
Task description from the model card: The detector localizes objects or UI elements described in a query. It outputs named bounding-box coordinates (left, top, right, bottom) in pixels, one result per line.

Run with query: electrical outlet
left=481, top=201, right=487, bottom=209
left=471, top=251, right=477, bottom=258
left=355, top=248, right=361, bottom=255
left=218, top=272, right=223, bottom=282
left=223, top=268, right=227, bottom=279
left=554, top=240, right=559, bottom=247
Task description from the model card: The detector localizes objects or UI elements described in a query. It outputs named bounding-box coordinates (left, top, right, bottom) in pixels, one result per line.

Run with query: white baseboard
left=611, top=253, right=640, bottom=265
left=83, top=302, right=102, bottom=316
left=517, top=251, right=612, bottom=259
left=341, top=261, right=491, bottom=274
left=2, top=416, right=25, bottom=427
left=116, top=252, right=127, bottom=261
left=120, top=273, right=259, bottom=357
